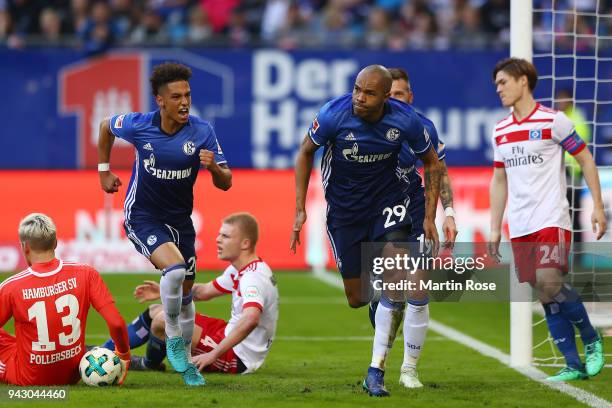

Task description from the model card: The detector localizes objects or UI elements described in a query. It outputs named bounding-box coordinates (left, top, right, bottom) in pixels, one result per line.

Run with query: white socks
left=179, top=294, right=195, bottom=360
left=402, top=302, right=429, bottom=370
left=160, top=264, right=186, bottom=339
left=371, top=297, right=404, bottom=370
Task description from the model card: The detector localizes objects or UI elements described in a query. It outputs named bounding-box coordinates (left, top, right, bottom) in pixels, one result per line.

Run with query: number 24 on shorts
left=539, top=244, right=562, bottom=265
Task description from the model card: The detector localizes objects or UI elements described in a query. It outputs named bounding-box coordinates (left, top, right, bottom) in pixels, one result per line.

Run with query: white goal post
left=509, top=0, right=534, bottom=368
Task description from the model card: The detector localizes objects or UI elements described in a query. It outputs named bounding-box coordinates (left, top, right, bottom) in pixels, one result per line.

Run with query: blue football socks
left=554, top=284, right=599, bottom=345
left=543, top=302, right=583, bottom=369
left=102, top=307, right=152, bottom=350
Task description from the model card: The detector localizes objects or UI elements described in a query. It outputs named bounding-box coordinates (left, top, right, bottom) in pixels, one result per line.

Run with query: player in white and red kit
left=118, top=213, right=278, bottom=374
left=0, top=213, right=130, bottom=386
left=488, top=58, right=606, bottom=381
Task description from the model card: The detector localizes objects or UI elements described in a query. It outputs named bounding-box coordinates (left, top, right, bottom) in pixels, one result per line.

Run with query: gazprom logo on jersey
left=529, top=130, right=542, bottom=140
left=143, top=153, right=192, bottom=180
left=342, top=143, right=393, bottom=163
left=59, top=51, right=233, bottom=169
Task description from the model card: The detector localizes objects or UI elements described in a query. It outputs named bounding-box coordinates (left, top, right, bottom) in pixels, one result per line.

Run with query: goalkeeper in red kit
left=0, top=213, right=131, bottom=386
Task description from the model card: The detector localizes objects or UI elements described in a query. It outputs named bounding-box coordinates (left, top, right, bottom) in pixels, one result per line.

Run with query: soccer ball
left=79, top=347, right=123, bottom=387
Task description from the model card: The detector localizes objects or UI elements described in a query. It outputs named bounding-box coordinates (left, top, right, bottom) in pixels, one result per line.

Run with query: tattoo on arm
left=423, top=163, right=441, bottom=219
left=439, top=165, right=454, bottom=209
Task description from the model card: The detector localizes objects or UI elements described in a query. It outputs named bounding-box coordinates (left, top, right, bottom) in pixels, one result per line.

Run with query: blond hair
left=223, top=212, right=259, bottom=250
left=18, top=213, right=57, bottom=251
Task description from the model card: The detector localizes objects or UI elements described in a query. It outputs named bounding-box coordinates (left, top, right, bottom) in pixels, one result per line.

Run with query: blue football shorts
left=124, top=216, right=197, bottom=280
left=326, top=197, right=413, bottom=280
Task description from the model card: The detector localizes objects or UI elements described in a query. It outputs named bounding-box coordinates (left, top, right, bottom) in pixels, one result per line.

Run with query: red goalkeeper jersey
left=0, top=258, right=117, bottom=385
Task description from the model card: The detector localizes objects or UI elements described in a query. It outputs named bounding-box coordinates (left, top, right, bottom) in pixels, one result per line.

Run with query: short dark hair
left=492, top=58, right=538, bottom=92
left=388, top=67, right=410, bottom=83
left=150, top=62, right=192, bottom=96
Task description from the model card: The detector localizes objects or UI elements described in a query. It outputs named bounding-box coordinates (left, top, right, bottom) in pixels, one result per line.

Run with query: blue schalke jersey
left=397, top=111, right=446, bottom=196
left=308, top=94, right=432, bottom=228
left=109, top=111, right=227, bottom=223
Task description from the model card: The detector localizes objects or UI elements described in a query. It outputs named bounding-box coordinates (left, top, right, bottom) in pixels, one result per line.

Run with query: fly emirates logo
left=504, top=145, right=543, bottom=168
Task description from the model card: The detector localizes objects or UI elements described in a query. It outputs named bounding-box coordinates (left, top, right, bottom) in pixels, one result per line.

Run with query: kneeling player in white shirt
left=104, top=213, right=278, bottom=375
left=489, top=57, right=606, bottom=382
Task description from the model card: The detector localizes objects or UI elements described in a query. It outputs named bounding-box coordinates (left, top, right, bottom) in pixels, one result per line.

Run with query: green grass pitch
left=0, top=271, right=609, bottom=407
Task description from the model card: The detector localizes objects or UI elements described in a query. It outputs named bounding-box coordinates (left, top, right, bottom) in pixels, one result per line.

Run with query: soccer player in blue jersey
left=389, top=68, right=457, bottom=244
left=291, top=65, right=442, bottom=397
left=96, top=62, right=232, bottom=386
left=365, top=67, right=458, bottom=389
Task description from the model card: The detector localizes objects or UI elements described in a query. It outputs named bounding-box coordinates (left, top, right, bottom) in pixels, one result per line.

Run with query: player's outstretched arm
left=420, top=146, right=442, bottom=256
left=97, top=303, right=131, bottom=385
left=488, top=167, right=507, bottom=261
left=134, top=281, right=226, bottom=303
left=291, top=135, right=319, bottom=253
left=192, top=282, right=226, bottom=301
left=193, top=307, right=261, bottom=371
left=97, top=119, right=122, bottom=193
left=89, top=267, right=130, bottom=383
left=439, top=158, right=457, bottom=248
left=200, top=149, right=232, bottom=191
left=574, top=149, right=607, bottom=239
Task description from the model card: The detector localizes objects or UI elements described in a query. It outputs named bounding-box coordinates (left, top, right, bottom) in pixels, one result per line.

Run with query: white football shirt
left=212, top=259, right=279, bottom=373
left=492, top=103, right=586, bottom=238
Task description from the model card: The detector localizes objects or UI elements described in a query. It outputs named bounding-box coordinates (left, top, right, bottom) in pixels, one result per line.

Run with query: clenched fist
left=199, top=149, right=215, bottom=169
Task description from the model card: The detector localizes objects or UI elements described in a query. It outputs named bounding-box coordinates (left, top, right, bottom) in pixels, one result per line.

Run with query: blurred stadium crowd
left=0, top=0, right=609, bottom=53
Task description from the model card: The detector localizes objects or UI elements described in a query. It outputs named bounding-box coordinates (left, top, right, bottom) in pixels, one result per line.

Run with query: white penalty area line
left=311, top=269, right=612, bottom=408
